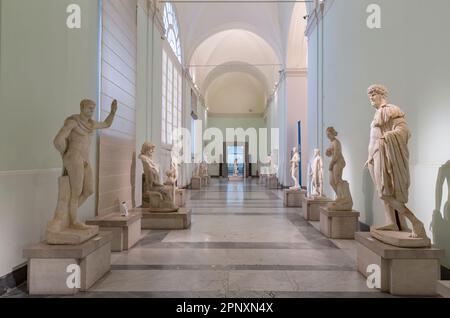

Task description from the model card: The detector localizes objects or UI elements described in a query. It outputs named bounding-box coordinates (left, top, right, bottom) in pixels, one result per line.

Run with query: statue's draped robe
left=373, top=104, right=411, bottom=203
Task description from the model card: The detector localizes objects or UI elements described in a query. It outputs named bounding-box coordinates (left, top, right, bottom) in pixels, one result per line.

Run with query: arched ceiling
left=172, top=1, right=308, bottom=114
left=206, top=72, right=266, bottom=115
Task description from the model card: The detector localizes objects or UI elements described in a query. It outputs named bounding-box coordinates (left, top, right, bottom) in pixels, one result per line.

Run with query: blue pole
left=298, top=121, right=302, bottom=187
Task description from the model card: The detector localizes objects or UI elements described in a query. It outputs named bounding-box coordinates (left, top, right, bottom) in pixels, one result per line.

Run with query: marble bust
left=310, top=148, right=324, bottom=197
left=366, top=84, right=429, bottom=243
left=140, top=142, right=178, bottom=212
left=325, top=127, right=353, bottom=211
left=46, top=99, right=118, bottom=244
left=290, top=147, right=301, bottom=190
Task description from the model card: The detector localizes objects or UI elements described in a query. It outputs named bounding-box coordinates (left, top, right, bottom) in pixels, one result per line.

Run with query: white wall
left=0, top=0, right=99, bottom=277
left=307, top=0, right=450, bottom=266
left=285, top=70, right=308, bottom=188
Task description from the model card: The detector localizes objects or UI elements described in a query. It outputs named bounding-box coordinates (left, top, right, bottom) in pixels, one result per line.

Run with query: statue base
left=191, top=176, right=201, bottom=189
left=319, top=207, right=360, bottom=239
left=437, top=281, right=450, bottom=298
left=176, top=188, right=186, bottom=207
left=370, top=227, right=431, bottom=248
left=140, top=208, right=191, bottom=230
left=86, top=212, right=142, bottom=252
left=301, top=196, right=333, bottom=221
left=23, top=232, right=112, bottom=295
left=356, top=232, right=443, bottom=296
left=46, top=225, right=99, bottom=245
left=228, top=176, right=243, bottom=181
left=283, top=189, right=306, bottom=207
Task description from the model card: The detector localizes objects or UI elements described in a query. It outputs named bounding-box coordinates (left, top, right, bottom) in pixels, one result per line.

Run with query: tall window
left=163, top=3, right=182, bottom=64
left=162, top=3, right=183, bottom=146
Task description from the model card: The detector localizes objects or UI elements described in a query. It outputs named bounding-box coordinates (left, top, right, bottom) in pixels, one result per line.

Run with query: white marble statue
left=366, top=84, right=428, bottom=240
left=200, top=160, right=208, bottom=177
left=233, top=158, right=239, bottom=176
left=325, top=127, right=353, bottom=211
left=310, top=148, right=324, bottom=197
left=140, top=142, right=178, bottom=212
left=120, top=201, right=129, bottom=217
left=165, top=147, right=180, bottom=186
left=46, top=99, right=118, bottom=244
left=290, top=147, right=301, bottom=190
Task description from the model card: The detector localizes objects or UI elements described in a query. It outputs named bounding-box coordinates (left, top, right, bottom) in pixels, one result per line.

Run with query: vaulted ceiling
left=172, top=0, right=308, bottom=115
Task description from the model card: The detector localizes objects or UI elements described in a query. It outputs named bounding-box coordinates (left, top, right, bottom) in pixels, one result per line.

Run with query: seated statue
left=139, top=142, right=178, bottom=212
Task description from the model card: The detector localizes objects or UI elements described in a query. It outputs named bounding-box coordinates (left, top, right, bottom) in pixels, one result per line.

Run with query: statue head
left=80, top=99, right=96, bottom=119
left=141, top=142, right=156, bottom=156
left=367, top=84, right=388, bottom=109
left=292, top=147, right=298, bottom=153
left=326, top=127, right=338, bottom=141
left=314, top=148, right=320, bottom=157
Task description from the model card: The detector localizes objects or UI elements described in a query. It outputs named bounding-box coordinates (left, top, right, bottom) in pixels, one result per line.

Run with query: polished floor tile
left=6, top=178, right=393, bottom=298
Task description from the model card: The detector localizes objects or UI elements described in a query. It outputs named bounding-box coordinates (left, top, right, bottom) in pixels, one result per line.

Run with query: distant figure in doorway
left=233, top=158, right=239, bottom=176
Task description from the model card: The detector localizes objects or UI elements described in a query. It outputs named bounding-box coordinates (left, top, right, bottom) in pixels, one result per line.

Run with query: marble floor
left=4, top=178, right=398, bottom=298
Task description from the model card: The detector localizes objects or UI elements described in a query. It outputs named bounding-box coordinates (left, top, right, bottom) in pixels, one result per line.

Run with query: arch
left=201, top=61, right=270, bottom=95
left=285, top=2, right=308, bottom=69
left=189, top=29, right=281, bottom=97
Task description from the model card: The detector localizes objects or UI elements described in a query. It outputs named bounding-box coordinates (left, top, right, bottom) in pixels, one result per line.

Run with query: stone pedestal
left=437, top=281, right=450, bottom=298
left=370, top=228, right=431, bottom=248
left=266, top=175, right=278, bottom=189
left=356, top=232, right=444, bottom=296
left=301, top=197, right=333, bottom=221
left=23, top=232, right=112, bottom=295
left=141, top=208, right=191, bottom=230
left=201, top=176, right=209, bottom=187
left=86, top=212, right=142, bottom=252
left=228, top=176, right=243, bottom=181
left=319, top=207, right=360, bottom=239
left=175, top=188, right=186, bottom=207
left=191, top=177, right=201, bottom=189
left=283, top=189, right=306, bottom=207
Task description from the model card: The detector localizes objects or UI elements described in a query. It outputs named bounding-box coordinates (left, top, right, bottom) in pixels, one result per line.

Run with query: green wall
left=0, top=0, right=99, bottom=171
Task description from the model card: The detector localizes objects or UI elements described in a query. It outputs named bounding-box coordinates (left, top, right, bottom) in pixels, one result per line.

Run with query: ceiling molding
left=305, top=0, right=335, bottom=37
left=285, top=68, right=308, bottom=77
left=208, top=112, right=264, bottom=119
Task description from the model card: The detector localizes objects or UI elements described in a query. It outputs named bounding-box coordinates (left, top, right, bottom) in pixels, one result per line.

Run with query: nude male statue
left=53, top=99, right=117, bottom=230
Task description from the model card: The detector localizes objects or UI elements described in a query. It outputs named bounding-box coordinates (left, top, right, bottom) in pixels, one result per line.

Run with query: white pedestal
left=356, top=232, right=444, bottom=296
left=86, top=212, right=142, bottom=252
left=23, top=232, right=112, bottom=295
left=301, top=197, right=333, bottom=221
left=319, top=207, right=360, bottom=239
left=283, top=189, right=306, bottom=207
left=191, top=177, right=201, bottom=189
left=266, top=175, right=278, bottom=189
left=141, top=208, right=191, bottom=230
left=437, top=281, right=450, bottom=298
left=176, top=188, right=186, bottom=207
left=228, top=176, right=243, bottom=181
